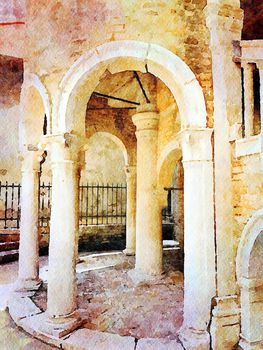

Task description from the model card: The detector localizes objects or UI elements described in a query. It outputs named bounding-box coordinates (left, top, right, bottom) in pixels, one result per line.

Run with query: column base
left=128, top=268, right=164, bottom=284
left=14, top=278, right=42, bottom=292
left=239, top=335, right=263, bottom=350
left=123, top=248, right=135, bottom=256
left=40, top=311, right=82, bottom=338
left=178, top=326, right=210, bottom=350
left=210, top=295, right=240, bottom=350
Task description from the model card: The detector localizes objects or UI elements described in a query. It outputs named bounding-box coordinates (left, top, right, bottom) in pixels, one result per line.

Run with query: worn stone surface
left=62, top=328, right=135, bottom=350
left=33, top=250, right=183, bottom=340
left=137, top=337, right=183, bottom=350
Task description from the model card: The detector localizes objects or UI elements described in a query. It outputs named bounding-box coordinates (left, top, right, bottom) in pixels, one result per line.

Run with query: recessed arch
left=236, top=208, right=263, bottom=281
left=20, top=72, right=51, bottom=150
left=55, top=40, right=207, bottom=135
left=157, top=136, right=182, bottom=189
left=84, top=131, right=129, bottom=166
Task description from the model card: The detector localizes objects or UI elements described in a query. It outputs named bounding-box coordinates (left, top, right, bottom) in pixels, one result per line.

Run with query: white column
left=243, top=62, right=255, bottom=138
left=132, top=107, right=163, bottom=275
left=239, top=278, right=263, bottom=350
left=179, top=129, right=216, bottom=350
left=46, top=136, right=80, bottom=318
left=16, top=151, right=41, bottom=291
left=123, top=165, right=136, bottom=256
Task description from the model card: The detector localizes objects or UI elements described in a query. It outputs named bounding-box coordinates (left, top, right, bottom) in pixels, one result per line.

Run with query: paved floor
left=0, top=257, right=55, bottom=350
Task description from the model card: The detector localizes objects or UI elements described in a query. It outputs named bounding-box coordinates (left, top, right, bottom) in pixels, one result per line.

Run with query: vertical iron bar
left=17, top=184, right=21, bottom=228
left=106, top=183, right=109, bottom=224
left=91, top=183, right=94, bottom=225
left=86, top=182, right=88, bottom=226
left=4, top=181, right=8, bottom=229
left=11, top=183, right=14, bottom=224
left=96, top=184, right=99, bottom=225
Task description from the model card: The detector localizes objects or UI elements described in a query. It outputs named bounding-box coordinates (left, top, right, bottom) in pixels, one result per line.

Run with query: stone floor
left=0, top=256, right=55, bottom=350
left=33, top=249, right=184, bottom=341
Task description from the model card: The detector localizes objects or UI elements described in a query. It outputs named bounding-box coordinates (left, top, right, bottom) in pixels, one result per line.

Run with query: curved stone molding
left=55, top=40, right=207, bottom=134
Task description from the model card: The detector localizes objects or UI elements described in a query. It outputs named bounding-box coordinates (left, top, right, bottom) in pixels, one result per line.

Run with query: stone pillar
left=45, top=134, right=81, bottom=321
left=242, top=62, right=255, bottom=137
left=205, top=2, right=243, bottom=348
left=16, top=151, right=41, bottom=291
left=132, top=107, right=163, bottom=275
left=123, top=165, right=136, bottom=256
left=239, top=278, right=263, bottom=350
left=179, top=128, right=216, bottom=350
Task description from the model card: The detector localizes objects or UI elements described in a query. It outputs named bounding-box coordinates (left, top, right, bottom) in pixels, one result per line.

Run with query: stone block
left=62, top=328, right=135, bottom=350
left=8, top=294, right=42, bottom=323
left=137, top=338, right=183, bottom=350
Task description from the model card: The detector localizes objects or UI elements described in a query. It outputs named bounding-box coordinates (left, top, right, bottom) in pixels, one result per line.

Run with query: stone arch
left=157, top=136, right=182, bottom=189
left=84, top=131, right=129, bottom=166
left=236, top=209, right=263, bottom=349
left=236, top=208, right=263, bottom=281
left=55, top=40, right=207, bottom=134
left=20, top=72, right=51, bottom=150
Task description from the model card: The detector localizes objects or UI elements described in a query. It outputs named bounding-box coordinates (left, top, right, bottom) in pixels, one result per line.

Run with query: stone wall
left=232, top=150, right=263, bottom=241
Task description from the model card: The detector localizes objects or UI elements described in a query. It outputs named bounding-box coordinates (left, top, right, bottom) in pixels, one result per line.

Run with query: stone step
left=0, top=241, right=19, bottom=252
left=0, top=249, right=19, bottom=264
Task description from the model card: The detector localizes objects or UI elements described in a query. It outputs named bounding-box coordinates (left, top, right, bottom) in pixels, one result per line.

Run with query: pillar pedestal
left=132, top=107, right=163, bottom=276
left=15, top=151, right=42, bottom=292
left=123, top=165, right=136, bottom=256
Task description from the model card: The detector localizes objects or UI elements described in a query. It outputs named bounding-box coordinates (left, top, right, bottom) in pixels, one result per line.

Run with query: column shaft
left=179, top=129, right=215, bottom=350
left=47, top=144, right=80, bottom=318
left=133, top=111, right=163, bottom=275
left=17, top=152, right=41, bottom=289
left=243, top=63, right=255, bottom=137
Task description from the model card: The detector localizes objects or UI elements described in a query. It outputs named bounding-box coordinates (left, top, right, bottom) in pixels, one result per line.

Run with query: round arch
left=84, top=131, right=129, bottom=166
left=55, top=40, right=207, bottom=134
left=236, top=208, right=263, bottom=281
left=157, top=136, right=182, bottom=189
left=20, top=72, right=51, bottom=150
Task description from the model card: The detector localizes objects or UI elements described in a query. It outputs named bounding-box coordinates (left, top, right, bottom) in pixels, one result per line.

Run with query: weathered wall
left=232, top=150, right=263, bottom=243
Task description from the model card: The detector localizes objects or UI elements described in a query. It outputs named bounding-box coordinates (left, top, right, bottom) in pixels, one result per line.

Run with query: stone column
left=179, top=129, right=216, bottom=350
left=132, top=106, right=163, bottom=275
left=16, top=151, right=42, bottom=291
left=242, top=62, right=255, bottom=137
left=45, top=134, right=81, bottom=322
left=205, top=2, right=243, bottom=348
left=123, top=165, right=136, bottom=256
left=239, top=278, right=263, bottom=350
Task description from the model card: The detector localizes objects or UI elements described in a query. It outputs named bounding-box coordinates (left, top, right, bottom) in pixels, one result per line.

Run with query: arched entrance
left=20, top=41, right=215, bottom=349
left=236, top=209, right=263, bottom=350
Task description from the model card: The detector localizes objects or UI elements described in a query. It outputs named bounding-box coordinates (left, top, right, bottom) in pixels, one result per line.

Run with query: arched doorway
left=237, top=209, right=263, bottom=350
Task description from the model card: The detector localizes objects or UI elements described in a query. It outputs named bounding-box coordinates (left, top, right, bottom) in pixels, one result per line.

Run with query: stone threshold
left=7, top=290, right=184, bottom=350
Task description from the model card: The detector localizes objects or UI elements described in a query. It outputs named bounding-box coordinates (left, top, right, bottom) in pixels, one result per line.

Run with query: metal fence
left=0, top=181, right=127, bottom=229
left=0, top=182, right=21, bottom=229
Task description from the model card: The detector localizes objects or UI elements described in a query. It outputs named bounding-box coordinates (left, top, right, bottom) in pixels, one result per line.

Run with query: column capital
left=132, top=112, right=159, bottom=132
left=39, top=133, right=85, bottom=165
left=18, top=150, right=43, bottom=172
left=241, top=60, right=255, bottom=70
left=180, top=128, right=213, bottom=162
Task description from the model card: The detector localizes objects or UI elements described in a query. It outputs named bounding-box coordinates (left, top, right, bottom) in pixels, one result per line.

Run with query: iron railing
left=0, top=181, right=127, bottom=229
left=0, top=181, right=176, bottom=229
left=0, top=182, right=21, bottom=229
